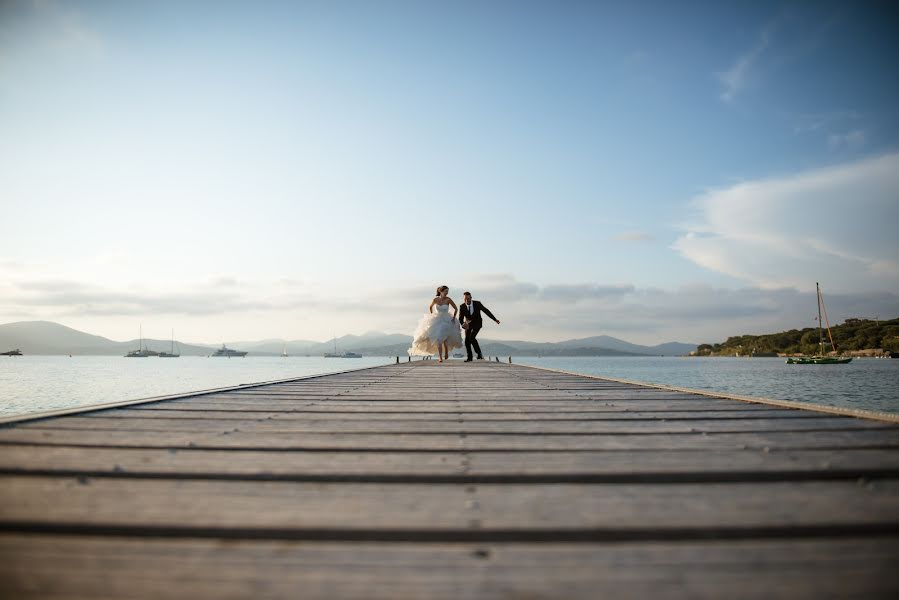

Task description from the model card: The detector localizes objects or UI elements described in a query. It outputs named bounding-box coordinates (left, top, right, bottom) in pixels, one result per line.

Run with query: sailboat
left=324, top=336, right=361, bottom=358
left=158, top=329, right=180, bottom=358
left=125, top=325, right=152, bottom=357
left=281, top=342, right=288, bottom=357
left=786, top=283, right=852, bottom=365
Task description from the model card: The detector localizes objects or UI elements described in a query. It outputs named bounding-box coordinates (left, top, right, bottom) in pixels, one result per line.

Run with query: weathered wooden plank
left=123, top=400, right=788, bottom=411
left=465, top=449, right=899, bottom=478
left=1, top=476, right=896, bottom=530
left=1, top=535, right=896, bottom=600
left=0, top=429, right=221, bottom=447
left=17, top=415, right=891, bottom=434
left=113, top=400, right=789, bottom=411
left=0, top=445, right=466, bottom=476
left=88, top=408, right=819, bottom=421
left=1, top=445, right=897, bottom=480
left=2, top=427, right=898, bottom=451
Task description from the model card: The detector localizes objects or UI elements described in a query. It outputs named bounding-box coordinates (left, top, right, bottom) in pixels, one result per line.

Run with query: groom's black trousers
left=465, top=325, right=482, bottom=360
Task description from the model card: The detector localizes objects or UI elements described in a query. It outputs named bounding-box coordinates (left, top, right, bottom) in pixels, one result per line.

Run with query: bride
left=409, top=285, right=463, bottom=362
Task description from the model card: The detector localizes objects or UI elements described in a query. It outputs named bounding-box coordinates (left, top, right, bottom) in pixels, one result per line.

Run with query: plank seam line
left=15, top=426, right=897, bottom=435
left=2, top=441, right=897, bottom=452
left=92, top=408, right=801, bottom=413
left=1, top=522, right=897, bottom=543
left=73, top=415, right=837, bottom=422
left=3, top=469, right=899, bottom=484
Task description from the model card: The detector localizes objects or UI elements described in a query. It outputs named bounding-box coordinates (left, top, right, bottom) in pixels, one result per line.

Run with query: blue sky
left=1, top=0, right=897, bottom=345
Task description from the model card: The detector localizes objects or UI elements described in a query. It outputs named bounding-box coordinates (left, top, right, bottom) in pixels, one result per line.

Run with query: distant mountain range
left=0, top=321, right=697, bottom=357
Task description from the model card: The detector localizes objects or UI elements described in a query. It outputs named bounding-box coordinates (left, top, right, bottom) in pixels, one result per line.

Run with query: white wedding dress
left=409, top=303, right=463, bottom=356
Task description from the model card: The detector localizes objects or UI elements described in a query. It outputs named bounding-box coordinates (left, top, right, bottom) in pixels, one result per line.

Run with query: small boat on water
left=125, top=326, right=153, bottom=357
left=1, top=349, right=22, bottom=356
left=324, top=351, right=362, bottom=358
left=212, top=344, right=247, bottom=357
left=786, top=355, right=853, bottom=365
left=323, top=337, right=361, bottom=358
left=786, top=283, right=852, bottom=365
left=158, top=329, right=180, bottom=358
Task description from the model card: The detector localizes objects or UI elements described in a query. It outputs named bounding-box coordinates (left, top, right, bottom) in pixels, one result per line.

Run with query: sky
left=1, top=0, right=898, bottom=345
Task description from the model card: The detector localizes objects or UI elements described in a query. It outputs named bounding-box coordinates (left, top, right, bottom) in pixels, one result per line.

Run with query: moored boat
left=786, top=356, right=852, bottom=364
left=125, top=326, right=152, bottom=357
left=158, top=329, right=180, bottom=358
left=212, top=344, right=247, bottom=357
left=323, top=337, right=360, bottom=358
left=324, top=351, right=362, bottom=358
left=786, top=283, right=852, bottom=365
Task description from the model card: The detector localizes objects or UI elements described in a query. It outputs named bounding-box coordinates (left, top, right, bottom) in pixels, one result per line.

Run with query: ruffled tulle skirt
left=408, top=312, right=463, bottom=356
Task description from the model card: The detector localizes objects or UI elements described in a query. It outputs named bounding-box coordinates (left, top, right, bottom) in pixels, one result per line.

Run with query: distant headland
left=694, top=317, right=899, bottom=357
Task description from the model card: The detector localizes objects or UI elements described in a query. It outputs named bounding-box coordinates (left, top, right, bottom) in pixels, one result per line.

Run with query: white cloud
left=673, top=152, right=899, bottom=292
left=2, top=268, right=898, bottom=346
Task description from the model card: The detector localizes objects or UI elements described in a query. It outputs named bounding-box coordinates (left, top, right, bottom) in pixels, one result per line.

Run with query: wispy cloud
left=13, top=279, right=275, bottom=316
left=673, top=152, right=899, bottom=292
left=541, top=284, right=635, bottom=303
left=717, top=27, right=772, bottom=102
left=828, top=129, right=866, bottom=150
left=3, top=271, right=898, bottom=345
left=791, top=110, right=865, bottom=150
left=792, top=110, right=860, bottom=134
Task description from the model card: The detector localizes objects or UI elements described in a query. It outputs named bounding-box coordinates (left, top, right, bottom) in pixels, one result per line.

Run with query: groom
left=458, top=291, right=500, bottom=361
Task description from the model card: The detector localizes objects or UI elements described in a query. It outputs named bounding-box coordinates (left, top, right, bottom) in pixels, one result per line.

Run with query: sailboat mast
left=816, top=282, right=824, bottom=355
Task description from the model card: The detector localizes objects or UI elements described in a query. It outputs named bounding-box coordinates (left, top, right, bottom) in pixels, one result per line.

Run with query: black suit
left=458, top=300, right=497, bottom=360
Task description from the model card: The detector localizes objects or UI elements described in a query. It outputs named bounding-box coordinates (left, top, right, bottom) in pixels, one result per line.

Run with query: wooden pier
left=1, top=361, right=897, bottom=598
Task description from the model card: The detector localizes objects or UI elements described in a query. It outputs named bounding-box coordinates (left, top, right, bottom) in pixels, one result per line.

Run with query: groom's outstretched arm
left=479, top=303, right=499, bottom=324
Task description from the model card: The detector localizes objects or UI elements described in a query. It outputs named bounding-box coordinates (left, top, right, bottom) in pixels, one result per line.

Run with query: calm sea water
left=516, top=356, right=899, bottom=414
left=1, top=355, right=897, bottom=419
left=0, top=356, right=392, bottom=418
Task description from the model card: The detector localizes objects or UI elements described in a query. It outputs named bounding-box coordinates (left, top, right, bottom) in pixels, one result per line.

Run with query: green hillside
left=696, top=318, right=899, bottom=356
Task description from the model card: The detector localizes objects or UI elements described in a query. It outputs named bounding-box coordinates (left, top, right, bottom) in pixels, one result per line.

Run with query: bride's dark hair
left=436, top=285, right=448, bottom=296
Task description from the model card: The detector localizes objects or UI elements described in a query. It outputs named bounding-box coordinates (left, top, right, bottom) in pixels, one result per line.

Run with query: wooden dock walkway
left=1, top=361, right=897, bottom=598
